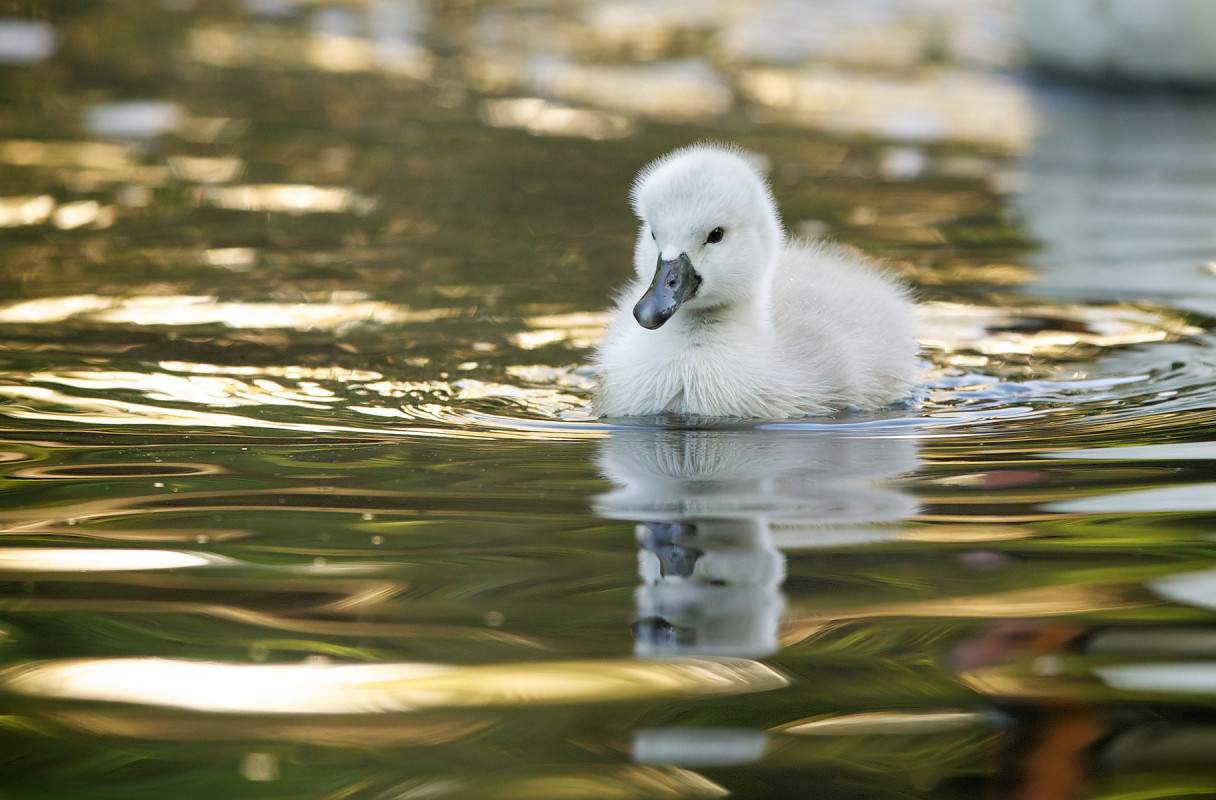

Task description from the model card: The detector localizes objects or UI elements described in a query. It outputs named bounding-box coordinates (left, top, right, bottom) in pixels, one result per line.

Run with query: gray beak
left=633, top=253, right=701, bottom=330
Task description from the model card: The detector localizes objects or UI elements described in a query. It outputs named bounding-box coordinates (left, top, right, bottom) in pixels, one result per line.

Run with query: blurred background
left=4, top=0, right=1216, bottom=323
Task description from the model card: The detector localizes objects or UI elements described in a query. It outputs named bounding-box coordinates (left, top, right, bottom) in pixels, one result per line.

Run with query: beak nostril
left=636, top=251, right=698, bottom=329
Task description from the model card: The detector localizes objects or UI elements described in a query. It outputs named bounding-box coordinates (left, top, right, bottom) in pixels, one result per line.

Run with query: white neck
left=670, top=265, right=775, bottom=344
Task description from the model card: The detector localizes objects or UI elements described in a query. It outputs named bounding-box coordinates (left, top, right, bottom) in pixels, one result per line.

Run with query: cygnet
left=593, top=143, right=918, bottom=419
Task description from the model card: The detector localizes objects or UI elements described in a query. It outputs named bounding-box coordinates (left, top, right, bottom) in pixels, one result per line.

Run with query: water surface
left=4, top=3, right=1216, bottom=799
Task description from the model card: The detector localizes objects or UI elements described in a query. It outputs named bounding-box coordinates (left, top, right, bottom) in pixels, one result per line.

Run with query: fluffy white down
left=593, top=143, right=918, bottom=419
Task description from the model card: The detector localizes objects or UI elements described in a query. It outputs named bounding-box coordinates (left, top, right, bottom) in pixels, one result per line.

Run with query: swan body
left=593, top=143, right=917, bottom=419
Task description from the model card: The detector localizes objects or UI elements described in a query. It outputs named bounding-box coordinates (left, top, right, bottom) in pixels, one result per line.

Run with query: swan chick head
left=630, top=143, right=784, bottom=329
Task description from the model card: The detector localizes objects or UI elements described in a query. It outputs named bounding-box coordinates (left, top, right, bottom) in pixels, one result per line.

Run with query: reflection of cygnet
left=596, top=429, right=920, bottom=534
left=593, top=143, right=917, bottom=418
left=634, top=518, right=785, bottom=658
left=596, top=428, right=920, bottom=659
left=637, top=520, right=783, bottom=585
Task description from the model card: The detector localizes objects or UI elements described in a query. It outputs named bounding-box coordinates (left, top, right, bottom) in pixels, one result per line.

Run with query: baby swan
left=593, top=143, right=917, bottom=419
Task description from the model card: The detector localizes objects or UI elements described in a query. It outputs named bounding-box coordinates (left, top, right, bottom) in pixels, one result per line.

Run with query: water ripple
left=2, top=655, right=787, bottom=713
left=0, top=297, right=1211, bottom=444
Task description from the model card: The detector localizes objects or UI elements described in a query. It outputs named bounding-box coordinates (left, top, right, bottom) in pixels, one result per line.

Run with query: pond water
left=4, top=3, right=1216, bottom=799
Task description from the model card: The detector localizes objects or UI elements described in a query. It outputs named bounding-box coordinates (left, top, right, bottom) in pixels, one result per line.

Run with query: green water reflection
left=4, top=2, right=1216, bottom=799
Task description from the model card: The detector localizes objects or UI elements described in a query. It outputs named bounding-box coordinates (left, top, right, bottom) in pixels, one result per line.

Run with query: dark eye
left=706, top=227, right=725, bottom=244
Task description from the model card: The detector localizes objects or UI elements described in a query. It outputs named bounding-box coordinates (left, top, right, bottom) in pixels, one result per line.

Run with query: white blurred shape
left=1044, top=442, right=1216, bottom=461
left=369, top=0, right=434, bottom=78
left=879, top=146, right=927, bottom=181
left=633, top=728, right=769, bottom=767
left=86, top=101, right=184, bottom=140
left=1024, top=0, right=1216, bottom=84
left=1047, top=483, right=1216, bottom=514
left=241, top=0, right=298, bottom=17
left=1151, top=568, right=1216, bottom=611
left=0, top=18, right=55, bottom=64
left=1098, top=663, right=1216, bottom=695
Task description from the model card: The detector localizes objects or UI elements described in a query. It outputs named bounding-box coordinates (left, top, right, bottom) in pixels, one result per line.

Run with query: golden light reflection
left=178, top=115, right=248, bottom=144
left=0, top=384, right=390, bottom=433
left=0, top=379, right=596, bottom=440
left=447, top=767, right=729, bottom=800
left=513, top=311, right=609, bottom=350
left=168, top=155, right=244, bottom=183
left=723, top=12, right=927, bottom=71
left=0, top=299, right=602, bottom=436
left=41, top=708, right=494, bottom=747
left=352, top=376, right=590, bottom=421
left=23, top=369, right=337, bottom=409
left=186, top=24, right=434, bottom=79
left=580, top=1, right=723, bottom=58
left=0, top=294, right=115, bottom=323
left=372, top=42, right=436, bottom=81
left=3, top=485, right=437, bottom=536
left=0, top=139, right=131, bottom=170
left=1, top=656, right=787, bottom=714
left=0, top=593, right=549, bottom=646
left=452, top=378, right=589, bottom=414
left=900, top=261, right=1035, bottom=287
left=0, top=195, right=54, bottom=227
left=160, top=360, right=384, bottom=383
left=199, top=247, right=258, bottom=269
left=917, top=300, right=1203, bottom=361
left=52, top=200, right=116, bottom=230
left=0, top=294, right=455, bottom=329
left=195, top=184, right=377, bottom=215
left=958, top=669, right=1090, bottom=701
left=0, top=139, right=170, bottom=188
left=722, top=3, right=1019, bottom=71
left=531, top=59, right=733, bottom=120
left=185, top=26, right=249, bottom=69
left=10, top=460, right=222, bottom=479
left=777, top=710, right=989, bottom=736
left=741, top=67, right=1032, bottom=151
left=504, top=365, right=595, bottom=393
left=3, top=527, right=249, bottom=544
left=480, top=98, right=637, bottom=140
left=309, top=31, right=376, bottom=73
left=781, top=583, right=1141, bottom=647
left=525, top=311, right=613, bottom=329
left=898, top=524, right=1036, bottom=543
left=0, top=548, right=224, bottom=572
